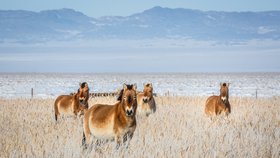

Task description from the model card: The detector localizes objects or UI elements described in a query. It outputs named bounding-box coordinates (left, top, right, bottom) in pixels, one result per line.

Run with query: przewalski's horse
left=54, top=82, right=89, bottom=122
left=78, top=82, right=90, bottom=108
left=82, top=84, right=137, bottom=149
left=205, top=83, right=231, bottom=116
left=137, top=83, right=156, bottom=116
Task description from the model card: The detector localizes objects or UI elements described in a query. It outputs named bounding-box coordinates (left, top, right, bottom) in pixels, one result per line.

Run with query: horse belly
left=89, top=115, right=115, bottom=139
left=205, top=96, right=218, bottom=115
left=58, top=101, right=75, bottom=115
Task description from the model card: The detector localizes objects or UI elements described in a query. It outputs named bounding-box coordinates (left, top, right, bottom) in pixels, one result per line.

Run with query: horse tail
left=54, top=99, right=59, bottom=122
left=82, top=132, right=87, bottom=150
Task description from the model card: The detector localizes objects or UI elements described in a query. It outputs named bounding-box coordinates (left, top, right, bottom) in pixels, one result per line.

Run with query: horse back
left=88, top=104, right=115, bottom=123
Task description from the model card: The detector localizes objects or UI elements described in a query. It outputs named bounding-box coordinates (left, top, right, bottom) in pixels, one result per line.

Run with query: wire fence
left=1, top=88, right=265, bottom=99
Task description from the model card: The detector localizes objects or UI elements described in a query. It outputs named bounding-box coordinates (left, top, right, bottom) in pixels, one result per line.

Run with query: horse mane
left=80, top=82, right=87, bottom=88
left=78, top=82, right=90, bottom=93
left=126, top=84, right=134, bottom=90
left=117, top=84, right=134, bottom=101
left=117, top=89, right=123, bottom=101
left=222, top=83, right=226, bottom=87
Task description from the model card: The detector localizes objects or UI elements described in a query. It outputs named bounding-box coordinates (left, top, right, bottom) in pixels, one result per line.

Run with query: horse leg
left=55, top=113, right=58, bottom=122
left=115, top=135, right=121, bottom=149
left=82, top=132, right=88, bottom=150
left=123, top=132, right=134, bottom=148
left=83, top=116, right=92, bottom=146
left=55, top=112, right=60, bottom=123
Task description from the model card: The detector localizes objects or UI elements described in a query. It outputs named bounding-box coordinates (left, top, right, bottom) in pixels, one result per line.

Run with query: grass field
left=0, top=96, right=279, bottom=157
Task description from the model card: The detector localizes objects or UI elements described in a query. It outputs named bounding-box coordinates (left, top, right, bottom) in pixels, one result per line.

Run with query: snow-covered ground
left=0, top=73, right=279, bottom=98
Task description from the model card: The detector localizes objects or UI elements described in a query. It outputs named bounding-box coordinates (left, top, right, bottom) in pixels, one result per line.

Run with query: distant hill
left=1, top=6, right=280, bottom=43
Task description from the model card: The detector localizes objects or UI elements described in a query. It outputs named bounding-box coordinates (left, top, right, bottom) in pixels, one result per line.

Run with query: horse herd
left=53, top=82, right=231, bottom=149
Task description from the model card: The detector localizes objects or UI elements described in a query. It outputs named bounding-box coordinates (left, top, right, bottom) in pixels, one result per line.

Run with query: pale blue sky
left=1, top=0, right=280, bottom=73
left=0, top=0, right=279, bottom=18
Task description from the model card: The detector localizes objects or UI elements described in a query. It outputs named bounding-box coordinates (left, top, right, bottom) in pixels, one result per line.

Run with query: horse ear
left=123, top=83, right=127, bottom=90
left=220, top=82, right=223, bottom=86
left=227, top=83, right=230, bottom=87
left=79, top=82, right=82, bottom=87
left=145, top=83, right=152, bottom=87
left=133, top=83, right=137, bottom=91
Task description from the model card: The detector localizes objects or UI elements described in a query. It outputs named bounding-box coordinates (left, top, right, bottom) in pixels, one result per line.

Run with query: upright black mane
left=80, top=82, right=87, bottom=88
left=126, top=84, right=134, bottom=90
left=117, top=89, right=123, bottom=101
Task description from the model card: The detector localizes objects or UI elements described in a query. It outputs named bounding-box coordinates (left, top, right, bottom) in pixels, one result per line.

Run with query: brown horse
left=82, top=84, right=137, bottom=149
left=205, top=83, right=231, bottom=116
left=137, top=83, right=156, bottom=116
left=78, top=82, right=90, bottom=108
left=54, top=82, right=89, bottom=122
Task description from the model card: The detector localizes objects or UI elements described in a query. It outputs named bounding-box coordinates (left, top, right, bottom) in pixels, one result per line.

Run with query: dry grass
left=0, top=96, right=279, bottom=157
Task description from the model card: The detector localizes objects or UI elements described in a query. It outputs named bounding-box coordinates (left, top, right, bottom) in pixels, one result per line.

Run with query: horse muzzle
left=143, top=96, right=150, bottom=103
left=221, top=96, right=227, bottom=103
left=126, top=109, right=134, bottom=116
left=79, top=98, right=86, bottom=104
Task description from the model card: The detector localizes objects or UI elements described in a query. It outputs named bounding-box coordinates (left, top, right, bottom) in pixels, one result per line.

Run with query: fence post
left=255, top=89, right=258, bottom=99
left=31, top=88, right=34, bottom=98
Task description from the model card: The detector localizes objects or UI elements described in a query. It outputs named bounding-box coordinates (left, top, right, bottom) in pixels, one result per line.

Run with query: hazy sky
left=0, top=0, right=280, bottom=17
left=1, top=0, right=280, bottom=73
left=1, top=41, right=280, bottom=73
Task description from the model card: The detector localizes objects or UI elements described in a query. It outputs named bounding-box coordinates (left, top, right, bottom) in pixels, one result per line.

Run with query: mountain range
left=1, top=6, right=280, bottom=43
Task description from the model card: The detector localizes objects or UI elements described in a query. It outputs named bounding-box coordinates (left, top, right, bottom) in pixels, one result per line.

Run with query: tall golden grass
left=0, top=96, right=279, bottom=157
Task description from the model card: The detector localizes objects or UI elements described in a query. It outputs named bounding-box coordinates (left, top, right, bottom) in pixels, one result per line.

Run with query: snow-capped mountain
left=1, top=6, right=280, bottom=43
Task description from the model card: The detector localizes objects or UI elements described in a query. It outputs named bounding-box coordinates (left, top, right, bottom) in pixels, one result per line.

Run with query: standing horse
left=54, top=82, right=89, bottom=122
left=205, top=83, right=231, bottom=116
left=82, top=84, right=137, bottom=149
left=137, top=83, right=156, bottom=116
left=78, top=82, right=90, bottom=108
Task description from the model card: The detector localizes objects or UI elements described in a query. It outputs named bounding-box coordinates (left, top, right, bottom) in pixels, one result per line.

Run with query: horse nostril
left=143, top=98, right=148, bottom=103
left=126, top=109, right=133, bottom=116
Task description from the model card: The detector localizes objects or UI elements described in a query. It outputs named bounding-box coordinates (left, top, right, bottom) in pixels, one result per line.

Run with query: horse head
left=143, top=83, right=153, bottom=103
left=220, top=83, right=229, bottom=104
left=77, top=82, right=90, bottom=107
left=120, top=83, right=137, bottom=117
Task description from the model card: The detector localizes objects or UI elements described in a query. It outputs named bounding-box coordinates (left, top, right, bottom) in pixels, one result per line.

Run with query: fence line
left=0, top=88, right=271, bottom=99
